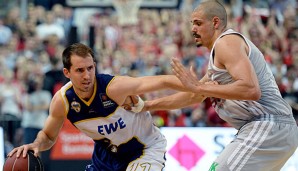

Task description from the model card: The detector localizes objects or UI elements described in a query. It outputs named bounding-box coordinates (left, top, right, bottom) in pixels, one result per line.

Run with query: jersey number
left=128, top=162, right=151, bottom=171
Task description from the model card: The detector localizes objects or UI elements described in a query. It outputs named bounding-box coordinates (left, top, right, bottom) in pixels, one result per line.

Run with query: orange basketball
left=3, top=151, right=44, bottom=171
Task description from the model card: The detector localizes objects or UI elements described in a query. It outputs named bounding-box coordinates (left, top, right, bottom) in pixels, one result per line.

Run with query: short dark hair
left=62, top=43, right=95, bottom=70
left=197, top=0, right=227, bottom=29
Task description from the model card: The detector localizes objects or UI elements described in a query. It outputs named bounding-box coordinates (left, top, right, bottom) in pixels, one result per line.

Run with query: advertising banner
left=49, top=124, right=298, bottom=170
left=160, top=127, right=298, bottom=171
left=50, top=120, right=93, bottom=160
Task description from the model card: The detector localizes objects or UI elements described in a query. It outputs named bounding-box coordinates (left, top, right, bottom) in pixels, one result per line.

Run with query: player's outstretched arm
left=142, top=79, right=217, bottom=111
left=107, top=75, right=188, bottom=106
left=123, top=75, right=214, bottom=112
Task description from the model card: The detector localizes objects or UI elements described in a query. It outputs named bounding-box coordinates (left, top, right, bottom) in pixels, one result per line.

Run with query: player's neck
left=74, top=87, right=94, bottom=101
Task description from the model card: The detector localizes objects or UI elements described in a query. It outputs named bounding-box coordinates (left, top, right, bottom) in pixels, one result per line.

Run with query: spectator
left=21, top=75, right=52, bottom=144
left=0, top=69, right=23, bottom=145
left=0, top=0, right=296, bottom=143
left=0, top=17, right=12, bottom=45
left=43, top=57, right=68, bottom=96
left=36, top=11, right=65, bottom=42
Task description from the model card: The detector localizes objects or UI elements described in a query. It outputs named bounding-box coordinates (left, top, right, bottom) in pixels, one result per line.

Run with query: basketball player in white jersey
left=141, top=1, right=298, bottom=171
left=7, top=43, right=205, bottom=171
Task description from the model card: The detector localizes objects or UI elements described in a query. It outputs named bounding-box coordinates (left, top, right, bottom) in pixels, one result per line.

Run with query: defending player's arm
left=143, top=74, right=210, bottom=111
left=172, top=35, right=261, bottom=100
left=143, top=92, right=205, bottom=111
left=113, top=74, right=211, bottom=112
left=8, top=90, right=66, bottom=158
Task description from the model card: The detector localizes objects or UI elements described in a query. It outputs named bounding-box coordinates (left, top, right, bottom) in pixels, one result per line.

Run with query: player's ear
left=212, top=16, right=220, bottom=29
left=63, top=68, right=70, bottom=78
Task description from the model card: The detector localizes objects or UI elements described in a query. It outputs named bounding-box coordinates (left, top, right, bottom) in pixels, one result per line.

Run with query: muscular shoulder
left=215, top=34, right=248, bottom=57
left=50, top=90, right=68, bottom=118
left=213, top=34, right=249, bottom=68
left=217, top=34, right=246, bottom=48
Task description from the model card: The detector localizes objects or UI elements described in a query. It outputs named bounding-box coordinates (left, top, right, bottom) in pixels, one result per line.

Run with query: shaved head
left=194, top=0, right=227, bottom=29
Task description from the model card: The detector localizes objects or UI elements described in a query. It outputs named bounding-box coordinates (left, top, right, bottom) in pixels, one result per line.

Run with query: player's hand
left=171, top=57, right=202, bottom=92
left=8, top=142, right=40, bottom=158
left=122, top=95, right=145, bottom=113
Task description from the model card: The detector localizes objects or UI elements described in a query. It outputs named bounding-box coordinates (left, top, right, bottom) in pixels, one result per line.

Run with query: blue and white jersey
left=59, top=74, right=166, bottom=170
left=208, top=29, right=295, bottom=130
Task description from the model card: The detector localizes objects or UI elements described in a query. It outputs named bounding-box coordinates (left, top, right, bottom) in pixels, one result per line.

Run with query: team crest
left=71, top=101, right=81, bottom=112
left=100, top=94, right=115, bottom=108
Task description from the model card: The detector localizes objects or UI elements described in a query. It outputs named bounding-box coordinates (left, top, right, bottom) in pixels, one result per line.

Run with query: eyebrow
left=191, top=19, right=203, bottom=23
left=74, top=64, right=94, bottom=70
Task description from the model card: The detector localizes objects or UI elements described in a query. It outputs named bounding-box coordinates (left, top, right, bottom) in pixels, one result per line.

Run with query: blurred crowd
left=0, top=0, right=297, bottom=154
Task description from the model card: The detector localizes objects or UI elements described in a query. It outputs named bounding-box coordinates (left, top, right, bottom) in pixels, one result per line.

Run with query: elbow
left=248, top=87, right=261, bottom=101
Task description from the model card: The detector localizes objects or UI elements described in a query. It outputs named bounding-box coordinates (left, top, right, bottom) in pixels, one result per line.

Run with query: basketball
left=3, top=151, right=44, bottom=171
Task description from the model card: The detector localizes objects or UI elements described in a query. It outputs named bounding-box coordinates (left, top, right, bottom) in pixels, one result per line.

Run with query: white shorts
left=127, top=138, right=167, bottom=171
left=211, top=121, right=298, bottom=171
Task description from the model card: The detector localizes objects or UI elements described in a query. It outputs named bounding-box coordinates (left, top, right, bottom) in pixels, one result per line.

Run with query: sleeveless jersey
left=59, top=74, right=166, bottom=170
left=208, top=29, right=294, bottom=130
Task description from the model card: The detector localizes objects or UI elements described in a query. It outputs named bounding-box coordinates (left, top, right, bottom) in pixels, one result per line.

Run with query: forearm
left=161, top=75, right=191, bottom=91
left=197, top=81, right=260, bottom=100
left=33, top=130, right=56, bottom=151
left=133, top=75, right=192, bottom=94
left=109, top=75, right=190, bottom=105
left=144, top=92, right=205, bottom=111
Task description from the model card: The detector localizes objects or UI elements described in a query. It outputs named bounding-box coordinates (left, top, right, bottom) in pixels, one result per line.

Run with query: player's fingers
left=172, top=60, right=192, bottom=81
left=190, top=65, right=197, bottom=78
left=33, top=149, right=39, bottom=157
left=171, top=58, right=184, bottom=73
left=7, top=148, right=17, bottom=157
left=122, top=104, right=132, bottom=110
left=130, top=95, right=139, bottom=104
left=22, top=146, right=30, bottom=158
left=173, top=70, right=186, bottom=83
left=176, top=60, right=186, bottom=71
left=171, top=63, right=185, bottom=79
left=14, top=146, right=25, bottom=158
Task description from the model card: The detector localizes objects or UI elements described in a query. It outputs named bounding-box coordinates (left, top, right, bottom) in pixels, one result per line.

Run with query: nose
left=191, top=25, right=197, bottom=33
left=83, top=70, right=91, bottom=79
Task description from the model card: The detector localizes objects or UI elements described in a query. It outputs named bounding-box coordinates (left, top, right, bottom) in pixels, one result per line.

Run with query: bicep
left=216, top=36, right=255, bottom=83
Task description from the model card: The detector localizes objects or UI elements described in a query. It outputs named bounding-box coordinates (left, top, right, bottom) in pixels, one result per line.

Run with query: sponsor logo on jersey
left=71, top=100, right=81, bottom=112
left=100, top=94, right=115, bottom=108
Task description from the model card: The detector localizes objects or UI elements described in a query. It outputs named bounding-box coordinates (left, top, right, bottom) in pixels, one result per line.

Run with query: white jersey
left=59, top=74, right=166, bottom=171
left=208, top=29, right=295, bottom=130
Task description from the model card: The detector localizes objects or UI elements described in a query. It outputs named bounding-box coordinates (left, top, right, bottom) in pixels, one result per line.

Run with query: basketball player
left=7, top=43, right=203, bottom=171
left=141, top=1, right=298, bottom=170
